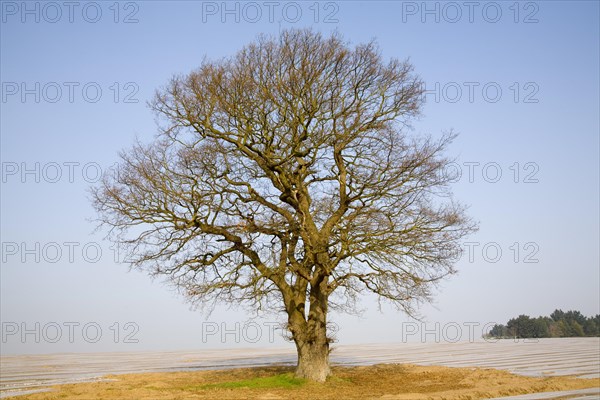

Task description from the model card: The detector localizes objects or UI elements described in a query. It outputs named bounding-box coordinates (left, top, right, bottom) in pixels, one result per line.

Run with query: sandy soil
left=9, top=363, right=599, bottom=400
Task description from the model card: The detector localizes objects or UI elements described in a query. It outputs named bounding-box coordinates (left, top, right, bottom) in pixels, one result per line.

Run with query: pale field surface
left=1, top=338, right=598, bottom=399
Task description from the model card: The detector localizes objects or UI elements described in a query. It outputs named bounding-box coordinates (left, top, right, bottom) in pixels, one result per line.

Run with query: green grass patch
left=200, top=373, right=306, bottom=390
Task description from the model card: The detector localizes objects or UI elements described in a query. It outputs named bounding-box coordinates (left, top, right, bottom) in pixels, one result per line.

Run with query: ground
left=11, top=363, right=599, bottom=399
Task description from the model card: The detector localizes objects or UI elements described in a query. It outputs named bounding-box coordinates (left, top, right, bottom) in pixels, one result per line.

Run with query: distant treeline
left=486, top=310, right=600, bottom=339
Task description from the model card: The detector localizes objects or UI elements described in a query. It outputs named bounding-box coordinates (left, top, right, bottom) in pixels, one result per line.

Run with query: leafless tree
left=92, top=29, right=477, bottom=382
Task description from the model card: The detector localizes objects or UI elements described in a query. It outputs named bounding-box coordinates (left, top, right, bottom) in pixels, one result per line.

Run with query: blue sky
left=1, top=1, right=598, bottom=354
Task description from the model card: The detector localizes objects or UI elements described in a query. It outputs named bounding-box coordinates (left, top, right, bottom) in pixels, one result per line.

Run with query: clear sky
left=1, top=1, right=598, bottom=354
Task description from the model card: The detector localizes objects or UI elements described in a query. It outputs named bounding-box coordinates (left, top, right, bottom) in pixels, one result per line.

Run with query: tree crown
left=93, top=29, right=476, bottom=318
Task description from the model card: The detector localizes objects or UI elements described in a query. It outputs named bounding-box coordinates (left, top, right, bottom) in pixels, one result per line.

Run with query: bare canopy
left=92, top=29, right=476, bottom=382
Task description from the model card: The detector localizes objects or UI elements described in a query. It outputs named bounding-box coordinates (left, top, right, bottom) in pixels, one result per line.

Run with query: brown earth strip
left=8, top=363, right=599, bottom=400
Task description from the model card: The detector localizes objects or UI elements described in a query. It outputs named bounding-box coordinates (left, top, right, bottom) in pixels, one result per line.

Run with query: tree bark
left=295, top=335, right=330, bottom=382
left=291, top=276, right=331, bottom=382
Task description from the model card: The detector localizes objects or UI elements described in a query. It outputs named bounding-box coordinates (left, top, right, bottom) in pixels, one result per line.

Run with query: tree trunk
left=294, top=337, right=330, bottom=382
left=291, top=275, right=331, bottom=382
